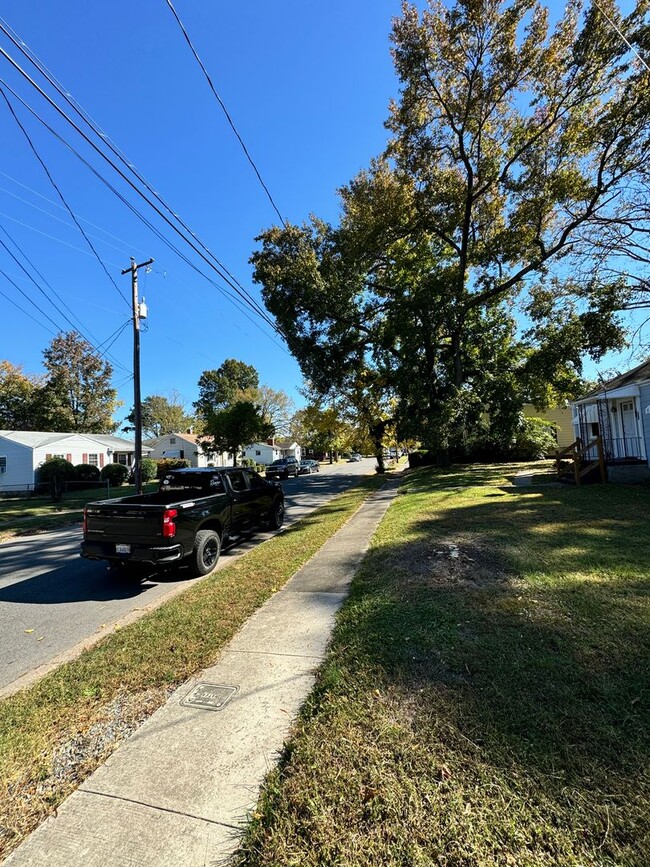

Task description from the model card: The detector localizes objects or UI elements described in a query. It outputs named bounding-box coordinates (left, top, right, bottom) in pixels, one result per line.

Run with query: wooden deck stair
left=555, top=437, right=607, bottom=485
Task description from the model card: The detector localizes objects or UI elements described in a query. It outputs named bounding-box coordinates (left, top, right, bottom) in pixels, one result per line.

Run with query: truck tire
left=267, top=497, right=285, bottom=530
left=191, top=530, right=221, bottom=576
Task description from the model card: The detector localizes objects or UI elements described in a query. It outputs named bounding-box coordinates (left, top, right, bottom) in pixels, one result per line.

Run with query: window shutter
left=46, top=453, right=52, bottom=460
left=66, top=453, right=72, bottom=463
left=82, top=453, right=88, bottom=463
left=99, top=453, right=105, bottom=467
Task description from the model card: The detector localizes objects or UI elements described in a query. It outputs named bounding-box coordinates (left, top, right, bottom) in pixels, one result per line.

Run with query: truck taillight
left=162, top=509, right=178, bottom=538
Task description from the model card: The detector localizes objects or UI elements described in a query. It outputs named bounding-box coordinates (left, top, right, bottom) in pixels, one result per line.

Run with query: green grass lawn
left=236, top=464, right=650, bottom=866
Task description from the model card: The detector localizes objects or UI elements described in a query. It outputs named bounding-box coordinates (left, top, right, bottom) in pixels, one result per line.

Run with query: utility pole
left=122, top=256, right=153, bottom=494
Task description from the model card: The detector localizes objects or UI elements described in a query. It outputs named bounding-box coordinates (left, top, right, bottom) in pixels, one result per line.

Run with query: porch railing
left=555, top=436, right=606, bottom=485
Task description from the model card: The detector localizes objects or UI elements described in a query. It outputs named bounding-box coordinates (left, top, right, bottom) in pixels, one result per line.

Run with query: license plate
left=116, top=544, right=131, bottom=554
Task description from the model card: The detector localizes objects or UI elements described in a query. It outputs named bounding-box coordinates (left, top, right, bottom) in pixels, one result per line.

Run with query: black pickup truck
left=81, top=467, right=284, bottom=575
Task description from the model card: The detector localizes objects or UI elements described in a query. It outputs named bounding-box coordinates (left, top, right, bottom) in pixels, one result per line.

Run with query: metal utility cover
left=180, top=682, right=238, bottom=711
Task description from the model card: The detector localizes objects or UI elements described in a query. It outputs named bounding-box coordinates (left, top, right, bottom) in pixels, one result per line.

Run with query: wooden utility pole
left=122, top=257, right=153, bottom=494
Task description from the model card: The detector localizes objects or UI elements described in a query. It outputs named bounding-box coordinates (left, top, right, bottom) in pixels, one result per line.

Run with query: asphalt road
left=0, top=459, right=375, bottom=695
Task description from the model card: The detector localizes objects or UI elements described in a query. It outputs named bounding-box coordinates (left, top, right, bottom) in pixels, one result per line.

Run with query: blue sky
left=0, top=1, right=645, bottom=429
left=0, top=0, right=404, bottom=424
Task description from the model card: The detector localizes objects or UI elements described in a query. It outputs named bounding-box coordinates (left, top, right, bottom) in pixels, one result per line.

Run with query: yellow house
left=523, top=403, right=574, bottom=450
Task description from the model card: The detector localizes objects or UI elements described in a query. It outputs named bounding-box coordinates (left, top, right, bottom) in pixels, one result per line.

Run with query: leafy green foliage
left=194, top=359, right=259, bottom=422
left=41, top=332, right=119, bottom=433
left=252, top=0, right=649, bottom=454
left=123, top=393, right=194, bottom=439
left=140, top=458, right=158, bottom=483
left=36, top=457, right=76, bottom=501
left=100, top=463, right=129, bottom=486
left=74, top=463, right=101, bottom=482
left=201, top=401, right=274, bottom=466
left=154, top=458, right=190, bottom=478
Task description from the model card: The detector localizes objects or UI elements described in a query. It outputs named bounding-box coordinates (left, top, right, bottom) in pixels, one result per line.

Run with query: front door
left=619, top=401, right=638, bottom=458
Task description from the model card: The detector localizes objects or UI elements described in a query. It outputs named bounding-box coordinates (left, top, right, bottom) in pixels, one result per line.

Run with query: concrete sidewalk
left=5, top=479, right=401, bottom=867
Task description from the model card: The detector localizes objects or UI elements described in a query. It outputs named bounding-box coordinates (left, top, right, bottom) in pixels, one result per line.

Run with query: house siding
left=523, top=404, right=574, bottom=449
left=639, top=384, right=650, bottom=467
left=0, top=438, right=34, bottom=492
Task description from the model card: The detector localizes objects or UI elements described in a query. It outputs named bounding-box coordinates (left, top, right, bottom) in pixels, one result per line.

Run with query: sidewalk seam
left=79, top=789, right=242, bottom=831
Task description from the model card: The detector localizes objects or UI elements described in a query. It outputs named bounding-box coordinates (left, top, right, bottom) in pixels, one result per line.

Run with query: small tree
left=201, top=401, right=274, bottom=466
left=37, top=457, right=76, bottom=502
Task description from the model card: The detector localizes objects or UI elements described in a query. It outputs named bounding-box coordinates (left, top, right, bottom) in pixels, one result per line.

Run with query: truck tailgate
left=84, top=504, right=166, bottom=543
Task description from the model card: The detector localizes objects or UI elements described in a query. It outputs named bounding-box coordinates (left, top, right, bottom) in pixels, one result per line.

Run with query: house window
left=170, top=437, right=176, bottom=444
left=590, top=423, right=599, bottom=437
left=116, top=454, right=128, bottom=465
left=0, top=456, right=6, bottom=474
left=88, top=454, right=98, bottom=467
left=255, top=450, right=261, bottom=456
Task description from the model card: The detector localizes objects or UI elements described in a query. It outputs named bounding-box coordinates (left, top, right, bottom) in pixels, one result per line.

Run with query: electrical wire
left=0, top=222, right=132, bottom=374
left=162, top=0, right=286, bottom=226
left=0, top=84, right=131, bottom=308
left=0, top=168, right=146, bottom=255
left=0, top=262, right=68, bottom=333
left=0, top=183, right=133, bottom=257
left=0, top=273, right=58, bottom=334
left=0, top=26, right=280, bottom=332
left=0, top=77, right=288, bottom=350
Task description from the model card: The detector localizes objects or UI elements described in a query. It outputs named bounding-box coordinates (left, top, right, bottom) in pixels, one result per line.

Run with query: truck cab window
left=228, top=471, right=248, bottom=492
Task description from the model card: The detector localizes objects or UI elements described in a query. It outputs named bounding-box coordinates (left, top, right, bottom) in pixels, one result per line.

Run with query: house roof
left=578, top=358, right=650, bottom=400
left=147, top=432, right=201, bottom=446
left=0, top=430, right=144, bottom=451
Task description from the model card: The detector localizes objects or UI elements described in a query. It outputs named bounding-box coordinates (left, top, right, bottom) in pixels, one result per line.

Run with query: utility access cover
left=181, top=682, right=238, bottom=711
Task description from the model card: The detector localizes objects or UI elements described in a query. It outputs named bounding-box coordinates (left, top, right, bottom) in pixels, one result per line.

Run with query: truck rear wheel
left=191, top=530, right=221, bottom=576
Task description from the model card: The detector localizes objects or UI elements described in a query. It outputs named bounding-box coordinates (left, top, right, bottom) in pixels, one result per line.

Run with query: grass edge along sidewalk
left=234, top=465, right=650, bottom=867
left=0, top=473, right=388, bottom=862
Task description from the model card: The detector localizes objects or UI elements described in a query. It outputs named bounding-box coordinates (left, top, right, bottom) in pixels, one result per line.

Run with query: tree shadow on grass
left=313, top=484, right=650, bottom=862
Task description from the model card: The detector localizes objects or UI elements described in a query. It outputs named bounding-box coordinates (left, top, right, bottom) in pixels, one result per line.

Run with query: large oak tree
left=252, top=0, right=648, bottom=455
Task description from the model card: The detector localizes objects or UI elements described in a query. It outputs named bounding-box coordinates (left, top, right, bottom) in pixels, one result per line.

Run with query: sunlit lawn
left=236, top=464, right=650, bottom=866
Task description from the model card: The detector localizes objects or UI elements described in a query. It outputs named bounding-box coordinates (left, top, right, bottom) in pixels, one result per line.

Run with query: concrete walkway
left=5, top=479, right=401, bottom=867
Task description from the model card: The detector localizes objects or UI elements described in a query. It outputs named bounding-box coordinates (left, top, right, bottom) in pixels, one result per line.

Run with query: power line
left=0, top=270, right=58, bottom=334
left=0, top=168, right=146, bottom=255
left=0, top=25, right=280, bottom=332
left=0, top=76, right=288, bottom=349
left=0, top=222, right=131, bottom=374
left=0, top=262, right=67, bottom=334
left=0, top=83, right=130, bottom=308
left=162, top=0, right=286, bottom=226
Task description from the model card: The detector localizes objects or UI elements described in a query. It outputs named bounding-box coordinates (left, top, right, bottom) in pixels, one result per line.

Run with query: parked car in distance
left=299, top=459, right=320, bottom=474
left=348, top=453, right=362, bottom=462
left=265, top=457, right=300, bottom=479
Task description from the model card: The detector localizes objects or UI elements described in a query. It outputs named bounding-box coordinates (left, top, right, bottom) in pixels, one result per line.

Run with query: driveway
left=0, top=459, right=374, bottom=695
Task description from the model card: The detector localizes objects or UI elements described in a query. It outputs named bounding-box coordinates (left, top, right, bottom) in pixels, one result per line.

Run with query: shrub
left=155, top=458, right=190, bottom=478
left=511, top=417, right=557, bottom=460
left=100, top=462, right=129, bottom=486
left=408, top=449, right=435, bottom=468
left=140, top=458, right=158, bottom=482
left=36, top=457, right=76, bottom=501
left=74, top=463, right=101, bottom=482
left=241, top=457, right=256, bottom=468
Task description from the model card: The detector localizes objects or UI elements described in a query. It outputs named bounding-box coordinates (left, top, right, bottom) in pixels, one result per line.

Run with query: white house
left=571, top=358, right=650, bottom=482
left=0, top=431, right=148, bottom=493
left=146, top=432, right=233, bottom=468
left=242, top=439, right=301, bottom=466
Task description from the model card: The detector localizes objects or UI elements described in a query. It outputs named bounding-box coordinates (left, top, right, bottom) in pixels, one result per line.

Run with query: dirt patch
left=387, top=539, right=512, bottom=589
